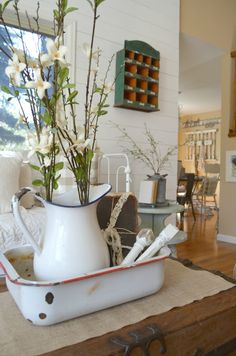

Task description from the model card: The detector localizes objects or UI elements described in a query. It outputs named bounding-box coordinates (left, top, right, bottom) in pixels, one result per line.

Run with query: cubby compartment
left=125, top=63, right=137, bottom=74
left=124, top=90, right=136, bottom=102
left=137, top=79, right=148, bottom=91
left=148, top=95, right=158, bottom=106
left=134, top=52, right=143, bottom=63
left=137, top=66, right=149, bottom=77
left=136, top=93, right=147, bottom=104
left=125, top=50, right=135, bottom=60
left=152, top=58, right=159, bottom=68
left=148, top=82, right=158, bottom=93
left=149, top=69, right=159, bottom=80
left=143, top=55, right=151, bottom=65
left=114, top=40, right=160, bottom=112
left=125, top=76, right=137, bottom=88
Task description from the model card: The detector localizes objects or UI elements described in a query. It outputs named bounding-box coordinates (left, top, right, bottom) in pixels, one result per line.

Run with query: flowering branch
left=116, top=123, right=177, bottom=175
left=0, top=0, right=113, bottom=204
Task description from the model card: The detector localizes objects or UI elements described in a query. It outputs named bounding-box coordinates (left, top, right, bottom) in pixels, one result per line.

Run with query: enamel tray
left=0, top=245, right=170, bottom=326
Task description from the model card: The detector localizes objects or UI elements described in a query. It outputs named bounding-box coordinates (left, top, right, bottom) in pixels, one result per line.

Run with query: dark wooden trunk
left=39, top=261, right=236, bottom=356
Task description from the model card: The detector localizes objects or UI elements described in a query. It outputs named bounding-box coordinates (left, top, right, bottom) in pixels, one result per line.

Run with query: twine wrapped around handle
left=102, top=192, right=134, bottom=265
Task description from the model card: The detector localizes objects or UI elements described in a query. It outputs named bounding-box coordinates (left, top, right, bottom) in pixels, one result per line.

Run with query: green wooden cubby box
left=114, top=40, right=160, bottom=112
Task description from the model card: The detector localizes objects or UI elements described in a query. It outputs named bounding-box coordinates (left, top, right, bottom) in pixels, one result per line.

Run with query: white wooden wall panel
left=9, top=0, right=180, bottom=199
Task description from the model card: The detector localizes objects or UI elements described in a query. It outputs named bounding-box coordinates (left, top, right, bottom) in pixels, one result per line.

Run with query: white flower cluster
left=27, top=127, right=53, bottom=159
left=5, top=38, right=67, bottom=99
left=1, top=0, right=112, bottom=202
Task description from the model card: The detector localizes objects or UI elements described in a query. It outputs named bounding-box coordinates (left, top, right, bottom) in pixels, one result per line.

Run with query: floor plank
left=176, top=209, right=236, bottom=278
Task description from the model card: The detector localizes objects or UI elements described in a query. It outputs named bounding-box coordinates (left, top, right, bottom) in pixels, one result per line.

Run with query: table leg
left=139, top=213, right=169, bottom=236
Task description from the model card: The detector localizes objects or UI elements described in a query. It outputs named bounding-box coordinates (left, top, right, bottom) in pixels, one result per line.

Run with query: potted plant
left=116, top=124, right=177, bottom=204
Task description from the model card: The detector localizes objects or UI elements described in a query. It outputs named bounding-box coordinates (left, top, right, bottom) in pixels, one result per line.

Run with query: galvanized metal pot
left=12, top=184, right=112, bottom=281
left=147, top=173, right=167, bottom=204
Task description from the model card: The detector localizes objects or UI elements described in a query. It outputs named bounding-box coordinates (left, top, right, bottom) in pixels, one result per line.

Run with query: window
left=0, top=24, right=49, bottom=149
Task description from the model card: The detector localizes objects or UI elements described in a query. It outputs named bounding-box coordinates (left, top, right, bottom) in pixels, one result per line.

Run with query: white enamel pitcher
left=12, top=184, right=111, bottom=281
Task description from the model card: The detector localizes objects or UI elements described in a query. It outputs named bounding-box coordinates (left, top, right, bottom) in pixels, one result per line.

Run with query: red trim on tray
left=3, top=254, right=169, bottom=287
left=0, top=262, right=6, bottom=275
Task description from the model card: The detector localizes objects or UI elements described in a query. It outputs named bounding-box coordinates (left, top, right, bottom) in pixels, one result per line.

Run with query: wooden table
left=2, top=260, right=236, bottom=355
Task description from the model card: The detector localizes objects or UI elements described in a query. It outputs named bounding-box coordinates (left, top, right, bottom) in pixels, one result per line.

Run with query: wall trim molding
left=217, top=233, right=236, bottom=244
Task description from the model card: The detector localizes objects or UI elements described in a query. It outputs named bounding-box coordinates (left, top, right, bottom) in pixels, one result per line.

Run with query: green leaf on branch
left=0, top=0, right=12, bottom=15
left=66, top=90, right=78, bottom=103
left=53, top=180, right=59, bottom=190
left=32, top=179, right=43, bottom=187
left=59, top=67, right=69, bottom=86
left=94, top=86, right=102, bottom=93
left=49, top=96, right=56, bottom=107
left=61, top=0, right=68, bottom=11
left=53, top=9, right=59, bottom=19
left=65, top=7, right=78, bottom=15
left=98, top=110, right=108, bottom=116
left=29, top=164, right=40, bottom=171
left=1, top=86, right=12, bottom=95
left=75, top=167, right=86, bottom=180
left=86, top=149, right=94, bottom=162
left=43, top=111, right=52, bottom=125
left=67, top=101, right=79, bottom=105
left=63, top=84, right=75, bottom=89
left=54, top=162, right=64, bottom=172
left=95, top=0, right=105, bottom=7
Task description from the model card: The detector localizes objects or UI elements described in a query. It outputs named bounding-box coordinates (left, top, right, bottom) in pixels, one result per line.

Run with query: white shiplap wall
left=7, top=0, right=180, bottom=199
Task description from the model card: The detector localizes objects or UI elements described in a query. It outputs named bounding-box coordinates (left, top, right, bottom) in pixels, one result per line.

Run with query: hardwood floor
left=176, top=209, right=236, bottom=278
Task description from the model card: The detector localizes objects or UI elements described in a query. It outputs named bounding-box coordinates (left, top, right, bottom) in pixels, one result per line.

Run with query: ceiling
left=179, top=33, right=225, bottom=116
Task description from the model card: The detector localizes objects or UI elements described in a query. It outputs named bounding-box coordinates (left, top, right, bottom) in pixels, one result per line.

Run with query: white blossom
left=5, top=53, right=26, bottom=86
left=40, top=53, right=53, bottom=68
left=82, top=43, right=101, bottom=60
left=12, top=48, right=38, bottom=69
left=41, top=37, right=67, bottom=66
left=12, top=48, right=25, bottom=62
left=25, top=69, right=51, bottom=99
left=43, top=156, right=51, bottom=167
left=68, top=138, right=90, bottom=154
left=90, top=106, right=99, bottom=115
left=27, top=127, right=53, bottom=157
left=66, top=128, right=90, bottom=154
left=27, top=58, right=38, bottom=69
left=102, top=81, right=113, bottom=95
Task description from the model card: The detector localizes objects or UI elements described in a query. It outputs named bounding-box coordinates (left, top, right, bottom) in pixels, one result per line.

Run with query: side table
left=138, top=201, right=186, bottom=255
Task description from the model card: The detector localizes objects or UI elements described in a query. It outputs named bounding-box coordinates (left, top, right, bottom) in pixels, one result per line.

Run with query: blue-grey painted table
left=138, top=201, right=186, bottom=255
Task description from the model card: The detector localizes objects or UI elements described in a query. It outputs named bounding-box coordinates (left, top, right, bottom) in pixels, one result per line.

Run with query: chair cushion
left=177, top=185, right=186, bottom=193
left=0, top=155, right=21, bottom=214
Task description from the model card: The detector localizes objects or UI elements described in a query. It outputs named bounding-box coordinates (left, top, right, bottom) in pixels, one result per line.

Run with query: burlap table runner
left=0, top=259, right=234, bottom=355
